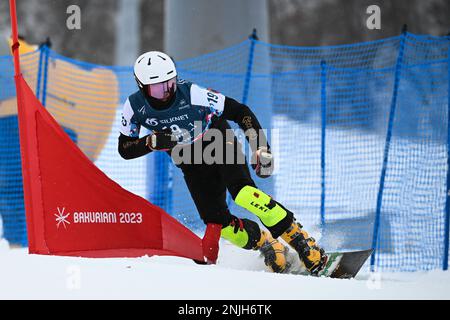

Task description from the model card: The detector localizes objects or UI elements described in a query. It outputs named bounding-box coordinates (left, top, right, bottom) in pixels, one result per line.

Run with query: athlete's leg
left=182, top=163, right=289, bottom=272
left=221, top=215, right=290, bottom=273
left=234, top=186, right=327, bottom=274
left=228, top=177, right=327, bottom=274
left=219, top=132, right=327, bottom=274
left=218, top=131, right=292, bottom=238
left=182, top=164, right=230, bottom=226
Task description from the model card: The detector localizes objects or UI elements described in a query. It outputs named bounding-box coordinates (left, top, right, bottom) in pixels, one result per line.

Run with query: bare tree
left=269, top=0, right=450, bottom=46
left=1, top=0, right=448, bottom=63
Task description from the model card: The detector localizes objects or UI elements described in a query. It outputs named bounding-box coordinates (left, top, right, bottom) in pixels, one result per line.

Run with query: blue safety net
left=0, top=32, right=449, bottom=272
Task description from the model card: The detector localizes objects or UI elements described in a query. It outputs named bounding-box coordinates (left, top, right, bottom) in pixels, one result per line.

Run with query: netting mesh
left=375, top=34, right=449, bottom=271
left=0, top=32, right=449, bottom=271
left=0, top=51, right=40, bottom=246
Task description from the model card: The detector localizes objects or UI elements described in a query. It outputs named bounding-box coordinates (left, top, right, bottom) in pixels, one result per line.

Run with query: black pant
left=178, top=119, right=256, bottom=226
left=182, top=161, right=256, bottom=226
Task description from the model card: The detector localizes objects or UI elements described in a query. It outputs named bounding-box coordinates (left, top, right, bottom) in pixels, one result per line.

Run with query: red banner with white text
left=15, top=75, right=205, bottom=260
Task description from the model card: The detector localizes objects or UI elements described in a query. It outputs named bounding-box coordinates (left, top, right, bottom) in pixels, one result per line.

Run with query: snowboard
left=288, top=249, right=373, bottom=279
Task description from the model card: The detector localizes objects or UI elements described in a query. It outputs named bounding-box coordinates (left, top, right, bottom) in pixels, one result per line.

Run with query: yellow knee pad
left=220, top=217, right=262, bottom=249
left=235, top=186, right=287, bottom=227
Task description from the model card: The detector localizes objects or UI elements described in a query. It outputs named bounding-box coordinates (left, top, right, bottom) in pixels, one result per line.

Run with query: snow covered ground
left=0, top=115, right=448, bottom=300
left=1, top=239, right=449, bottom=300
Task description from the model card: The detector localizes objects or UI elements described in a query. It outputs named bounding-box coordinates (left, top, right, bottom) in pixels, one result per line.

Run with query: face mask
left=146, top=77, right=177, bottom=101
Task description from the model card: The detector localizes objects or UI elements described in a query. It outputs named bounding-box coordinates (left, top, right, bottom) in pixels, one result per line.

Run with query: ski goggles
left=146, top=77, right=177, bottom=101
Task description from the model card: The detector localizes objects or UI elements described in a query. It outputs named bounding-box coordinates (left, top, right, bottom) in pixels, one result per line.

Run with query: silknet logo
left=55, top=207, right=71, bottom=230
left=146, top=118, right=159, bottom=126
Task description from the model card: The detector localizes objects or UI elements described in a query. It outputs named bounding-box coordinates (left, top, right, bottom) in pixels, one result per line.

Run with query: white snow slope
left=0, top=239, right=449, bottom=300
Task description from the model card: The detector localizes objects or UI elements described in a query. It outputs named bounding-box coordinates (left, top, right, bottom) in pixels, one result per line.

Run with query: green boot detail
left=221, top=225, right=249, bottom=248
left=220, top=217, right=290, bottom=273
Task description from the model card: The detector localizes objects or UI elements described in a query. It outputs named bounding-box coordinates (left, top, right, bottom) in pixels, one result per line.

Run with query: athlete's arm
left=118, top=133, right=152, bottom=160
left=118, top=98, right=152, bottom=160
left=118, top=98, right=178, bottom=159
left=221, top=97, right=273, bottom=178
left=221, top=97, right=269, bottom=151
left=190, top=83, right=269, bottom=152
left=118, top=130, right=178, bottom=159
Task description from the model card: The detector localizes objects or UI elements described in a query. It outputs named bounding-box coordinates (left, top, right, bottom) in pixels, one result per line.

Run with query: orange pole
left=9, top=0, right=21, bottom=76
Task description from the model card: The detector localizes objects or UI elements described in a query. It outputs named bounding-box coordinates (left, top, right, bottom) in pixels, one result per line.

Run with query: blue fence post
left=320, top=60, right=327, bottom=228
left=444, top=40, right=450, bottom=271
left=167, top=162, right=173, bottom=214
left=41, top=45, right=50, bottom=107
left=151, top=153, right=171, bottom=212
left=370, top=27, right=408, bottom=271
left=35, top=45, right=45, bottom=101
left=242, top=29, right=258, bottom=105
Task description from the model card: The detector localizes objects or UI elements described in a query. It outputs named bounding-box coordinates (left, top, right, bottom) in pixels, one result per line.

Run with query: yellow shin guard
left=234, top=186, right=287, bottom=228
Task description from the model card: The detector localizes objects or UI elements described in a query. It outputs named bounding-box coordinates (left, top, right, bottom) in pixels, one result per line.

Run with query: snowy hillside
left=0, top=239, right=449, bottom=300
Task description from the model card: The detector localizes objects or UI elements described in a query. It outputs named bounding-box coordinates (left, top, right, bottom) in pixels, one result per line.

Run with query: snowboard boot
left=256, top=230, right=290, bottom=274
left=221, top=217, right=289, bottom=273
left=281, top=222, right=327, bottom=275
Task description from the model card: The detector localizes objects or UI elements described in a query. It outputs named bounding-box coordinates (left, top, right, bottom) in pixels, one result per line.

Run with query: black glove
left=146, top=129, right=178, bottom=151
left=251, top=147, right=274, bottom=178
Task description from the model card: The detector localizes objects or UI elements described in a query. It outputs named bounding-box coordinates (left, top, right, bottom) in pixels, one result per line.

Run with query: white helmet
left=134, top=51, right=178, bottom=101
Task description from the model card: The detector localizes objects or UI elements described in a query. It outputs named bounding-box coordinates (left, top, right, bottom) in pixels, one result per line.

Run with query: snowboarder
left=118, top=51, right=327, bottom=275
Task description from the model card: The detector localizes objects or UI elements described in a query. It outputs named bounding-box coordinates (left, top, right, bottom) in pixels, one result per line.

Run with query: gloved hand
left=251, top=147, right=274, bottom=178
left=146, top=128, right=178, bottom=151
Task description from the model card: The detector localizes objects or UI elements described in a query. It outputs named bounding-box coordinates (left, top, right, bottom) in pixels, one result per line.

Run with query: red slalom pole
left=9, top=0, right=21, bottom=76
